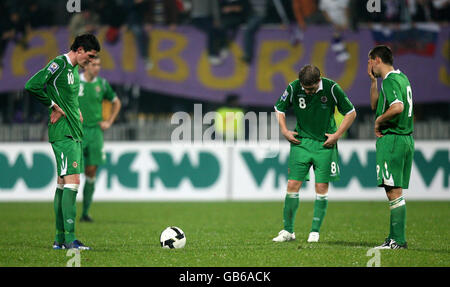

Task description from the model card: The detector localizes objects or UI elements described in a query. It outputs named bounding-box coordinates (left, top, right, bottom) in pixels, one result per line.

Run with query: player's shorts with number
left=376, top=134, right=414, bottom=189
left=51, top=137, right=84, bottom=177
left=288, top=137, right=340, bottom=183
left=82, top=126, right=105, bottom=166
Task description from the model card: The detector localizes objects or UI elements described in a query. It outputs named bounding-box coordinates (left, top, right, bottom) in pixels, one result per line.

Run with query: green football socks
left=311, top=193, right=328, bottom=233
left=389, top=196, right=407, bottom=245
left=62, top=185, right=78, bottom=244
left=53, top=185, right=65, bottom=243
left=82, top=177, right=96, bottom=218
left=283, top=192, right=300, bottom=233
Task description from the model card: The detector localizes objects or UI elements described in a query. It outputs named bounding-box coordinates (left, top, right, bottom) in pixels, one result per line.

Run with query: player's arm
left=324, top=83, right=357, bottom=147
left=374, top=79, right=404, bottom=137
left=100, top=81, right=122, bottom=131
left=274, top=86, right=300, bottom=145
left=25, top=60, right=66, bottom=123
left=368, top=61, right=378, bottom=110
left=25, top=64, right=55, bottom=107
left=374, top=103, right=403, bottom=137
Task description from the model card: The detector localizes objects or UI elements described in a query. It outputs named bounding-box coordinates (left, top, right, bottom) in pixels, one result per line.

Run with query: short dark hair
left=369, top=45, right=393, bottom=65
left=298, top=65, right=321, bottom=86
left=70, top=34, right=101, bottom=53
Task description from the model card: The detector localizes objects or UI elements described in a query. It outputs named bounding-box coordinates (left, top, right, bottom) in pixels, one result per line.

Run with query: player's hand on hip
left=50, top=104, right=66, bottom=124
left=99, top=121, right=112, bottom=131
left=374, top=120, right=384, bottom=138
left=283, top=130, right=300, bottom=145
left=323, top=133, right=338, bottom=148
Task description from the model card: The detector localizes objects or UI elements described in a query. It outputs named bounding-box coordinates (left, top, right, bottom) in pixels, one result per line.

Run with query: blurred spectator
left=25, top=0, right=53, bottom=29
left=68, top=6, right=100, bottom=37
left=190, top=0, right=223, bottom=65
left=0, top=2, right=29, bottom=70
left=96, top=0, right=126, bottom=45
left=0, top=1, right=11, bottom=70
left=214, top=94, right=244, bottom=141
left=215, top=0, right=248, bottom=62
left=408, top=0, right=433, bottom=22
left=431, top=0, right=450, bottom=22
left=382, top=0, right=410, bottom=23
left=123, top=0, right=154, bottom=70
left=149, top=0, right=180, bottom=30
left=241, top=0, right=290, bottom=65
left=319, top=0, right=350, bottom=62
left=348, top=0, right=374, bottom=30
left=291, top=0, right=324, bottom=44
left=242, top=0, right=269, bottom=64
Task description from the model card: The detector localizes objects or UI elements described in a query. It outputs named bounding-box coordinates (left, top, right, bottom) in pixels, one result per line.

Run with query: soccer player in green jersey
left=25, top=34, right=100, bottom=250
left=272, top=64, right=356, bottom=243
left=78, top=56, right=121, bottom=222
left=368, top=45, right=414, bottom=250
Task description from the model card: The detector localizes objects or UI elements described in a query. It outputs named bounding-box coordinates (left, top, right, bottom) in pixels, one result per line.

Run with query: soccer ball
left=160, top=226, right=186, bottom=249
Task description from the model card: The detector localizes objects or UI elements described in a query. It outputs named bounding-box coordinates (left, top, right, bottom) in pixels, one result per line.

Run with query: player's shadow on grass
left=324, top=240, right=380, bottom=248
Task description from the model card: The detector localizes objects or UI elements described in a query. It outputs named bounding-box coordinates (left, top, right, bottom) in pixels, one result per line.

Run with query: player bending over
left=273, top=64, right=356, bottom=243
left=25, top=34, right=101, bottom=250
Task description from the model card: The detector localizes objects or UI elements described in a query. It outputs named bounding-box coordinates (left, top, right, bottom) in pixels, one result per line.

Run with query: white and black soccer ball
left=160, top=226, right=186, bottom=249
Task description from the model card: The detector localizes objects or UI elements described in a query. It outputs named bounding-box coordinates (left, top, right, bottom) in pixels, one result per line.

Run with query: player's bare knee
left=85, top=165, right=97, bottom=178
left=385, top=186, right=403, bottom=201
left=287, top=180, right=302, bottom=193
left=315, top=183, right=329, bottom=195
left=63, top=174, right=80, bottom=185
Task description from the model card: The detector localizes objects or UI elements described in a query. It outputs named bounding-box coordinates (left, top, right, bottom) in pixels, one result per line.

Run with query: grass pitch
left=0, top=201, right=448, bottom=267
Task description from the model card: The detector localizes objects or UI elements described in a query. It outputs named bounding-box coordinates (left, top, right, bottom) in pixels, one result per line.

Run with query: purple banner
left=0, top=25, right=449, bottom=107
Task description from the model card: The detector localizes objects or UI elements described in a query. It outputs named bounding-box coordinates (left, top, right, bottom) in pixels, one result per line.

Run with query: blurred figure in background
left=0, top=1, right=12, bottom=71
left=242, top=0, right=268, bottom=64
left=431, top=0, right=450, bottom=21
left=291, top=0, right=318, bottom=45
left=124, top=0, right=154, bottom=70
left=68, top=4, right=100, bottom=38
left=97, top=0, right=126, bottom=45
left=319, top=0, right=351, bottom=62
left=214, top=94, right=244, bottom=141
left=149, top=0, right=181, bottom=31
left=78, top=56, right=121, bottom=222
left=190, top=0, right=222, bottom=65
left=215, top=0, right=248, bottom=62
left=383, top=0, right=410, bottom=23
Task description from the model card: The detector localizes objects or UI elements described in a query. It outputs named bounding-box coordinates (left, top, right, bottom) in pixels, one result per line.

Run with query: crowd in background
left=0, top=0, right=448, bottom=139
left=1, top=0, right=449, bottom=68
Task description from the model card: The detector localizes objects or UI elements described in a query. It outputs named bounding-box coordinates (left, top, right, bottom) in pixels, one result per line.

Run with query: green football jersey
left=25, top=54, right=82, bottom=142
left=275, top=77, right=355, bottom=141
left=376, top=70, right=414, bottom=135
left=78, top=74, right=117, bottom=127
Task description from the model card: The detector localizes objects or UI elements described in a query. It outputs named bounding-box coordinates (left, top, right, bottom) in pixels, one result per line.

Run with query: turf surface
left=0, top=201, right=448, bottom=267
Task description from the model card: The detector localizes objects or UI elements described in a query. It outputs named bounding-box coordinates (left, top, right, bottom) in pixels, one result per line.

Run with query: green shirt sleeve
left=382, top=78, right=403, bottom=106
left=332, top=83, right=355, bottom=115
left=102, top=78, right=117, bottom=102
left=25, top=59, right=63, bottom=107
left=274, top=84, right=293, bottom=113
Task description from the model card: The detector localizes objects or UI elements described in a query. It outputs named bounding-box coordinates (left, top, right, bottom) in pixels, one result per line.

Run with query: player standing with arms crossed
left=368, top=45, right=414, bottom=249
left=78, top=56, right=121, bottom=222
left=25, top=34, right=100, bottom=250
left=272, top=64, right=356, bottom=243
